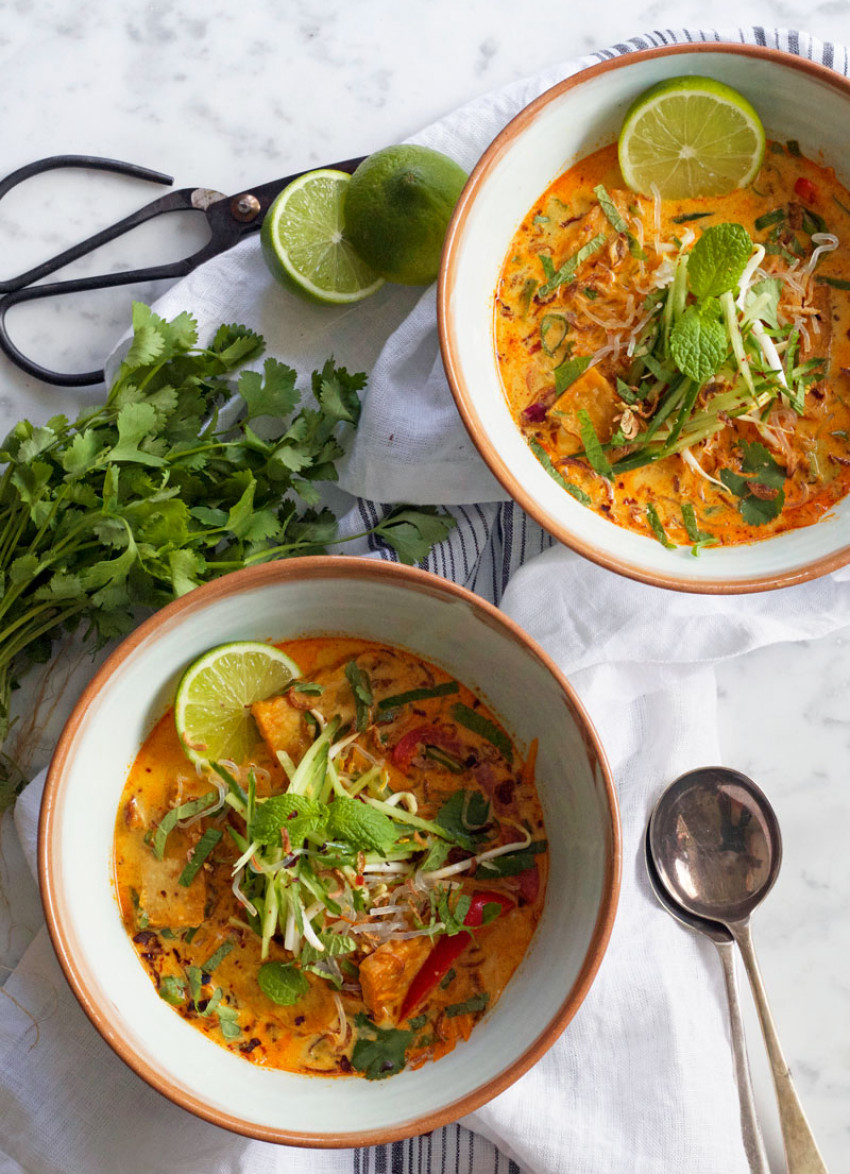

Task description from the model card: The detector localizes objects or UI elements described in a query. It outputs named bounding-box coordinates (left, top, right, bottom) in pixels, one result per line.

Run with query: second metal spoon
left=649, top=766, right=829, bottom=1174
left=644, top=828, right=770, bottom=1174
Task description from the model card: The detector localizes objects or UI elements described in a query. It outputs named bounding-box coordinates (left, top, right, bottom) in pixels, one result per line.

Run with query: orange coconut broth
left=113, top=638, right=546, bottom=1078
left=495, top=141, right=850, bottom=548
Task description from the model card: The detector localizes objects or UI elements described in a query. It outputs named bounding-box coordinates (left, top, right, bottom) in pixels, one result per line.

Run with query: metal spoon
left=649, top=767, right=829, bottom=1174
left=643, top=828, right=770, bottom=1174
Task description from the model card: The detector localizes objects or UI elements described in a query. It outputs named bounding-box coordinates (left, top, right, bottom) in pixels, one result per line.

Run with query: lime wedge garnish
left=260, top=169, right=384, bottom=305
left=174, top=641, right=300, bottom=767
left=618, top=76, right=766, bottom=199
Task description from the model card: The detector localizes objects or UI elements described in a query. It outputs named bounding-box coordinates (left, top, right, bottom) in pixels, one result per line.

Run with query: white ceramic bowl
left=40, top=558, right=620, bottom=1147
left=439, top=44, right=850, bottom=593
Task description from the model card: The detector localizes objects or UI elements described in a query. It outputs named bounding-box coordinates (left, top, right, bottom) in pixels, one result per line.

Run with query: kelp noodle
left=495, top=141, right=850, bottom=552
left=113, top=637, right=546, bottom=1078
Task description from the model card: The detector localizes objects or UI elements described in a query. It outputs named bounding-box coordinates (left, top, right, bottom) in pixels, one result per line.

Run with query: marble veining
left=0, top=4, right=848, bottom=1171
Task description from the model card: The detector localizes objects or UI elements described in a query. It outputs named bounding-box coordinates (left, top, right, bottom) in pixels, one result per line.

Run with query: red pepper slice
left=391, top=724, right=444, bottom=772
left=794, top=176, right=819, bottom=203
left=399, top=890, right=514, bottom=1020
left=516, top=862, right=540, bottom=905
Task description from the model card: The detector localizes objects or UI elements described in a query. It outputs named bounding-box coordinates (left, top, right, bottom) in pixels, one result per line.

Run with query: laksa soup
left=496, top=125, right=850, bottom=552
left=113, top=638, right=547, bottom=1079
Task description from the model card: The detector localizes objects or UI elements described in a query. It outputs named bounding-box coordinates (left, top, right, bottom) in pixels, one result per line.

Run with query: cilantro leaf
left=351, top=1014, right=413, bottom=1079
left=687, top=223, right=753, bottom=299
left=239, top=359, right=300, bottom=421
left=373, top=506, right=456, bottom=565
left=720, top=441, right=787, bottom=525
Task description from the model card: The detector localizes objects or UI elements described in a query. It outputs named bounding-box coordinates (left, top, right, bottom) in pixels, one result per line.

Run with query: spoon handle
left=715, top=939, right=771, bottom=1174
left=729, top=921, right=829, bottom=1174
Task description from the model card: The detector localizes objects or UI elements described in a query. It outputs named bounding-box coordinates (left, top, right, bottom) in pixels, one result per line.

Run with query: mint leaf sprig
left=0, top=303, right=455, bottom=807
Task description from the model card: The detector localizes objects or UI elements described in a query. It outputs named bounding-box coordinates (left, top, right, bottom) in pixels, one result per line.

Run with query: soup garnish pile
left=496, top=134, right=850, bottom=551
left=114, top=638, right=546, bottom=1078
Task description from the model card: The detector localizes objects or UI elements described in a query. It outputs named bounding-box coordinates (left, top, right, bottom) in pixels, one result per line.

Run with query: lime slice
left=618, top=76, right=766, bottom=199
left=260, top=169, right=384, bottom=305
left=174, top=641, right=300, bottom=766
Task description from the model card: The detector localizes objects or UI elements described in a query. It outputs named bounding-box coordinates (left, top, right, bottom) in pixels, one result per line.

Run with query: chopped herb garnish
left=577, top=410, right=613, bottom=479
left=538, top=232, right=606, bottom=297
left=424, top=744, right=466, bottom=773
left=680, top=504, right=717, bottom=556
left=528, top=439, right=591, bottom=505
left=216, top=1003, right=241, bottom=1039
left=445, top=992, right=490, bottom=1018
left=351, top=1014, right=413, bottom=1080
left=754, top=208, right=785, bottom=231
left=627, top=232, right=648, bottom=261
left=802, top=208, right=828, bottom=236
left=202, top=938, right=235, bottom=974
left=671, top=211, right=715, bottom=224
left=450, top=704, right=513, bottom=762
left=593, top=184, right=628, bottom=233
left=292, top=680, right=324, bottom=695
left=532, top=214, right=550, bottom=225
left=540, top=313, right=569, bottom=356
left=646, top=504, right=676, bottom=549
left=158, top=975, right=186, bottom=1005
left=345, top=660, right=373, bottom=732
left=554, top=354, right=591, bottom=394
left=377, top=681, right=459, bottom=711
left=786, top=139, right=802, bottom=157
left=583, top=287, right=599, bottom=300
left=152, top=790, right=220, bottom=860
left=816, top=275, right=850, bottom=291
left=439, top=967, right=457, bottom=990
left=178, top=826, right=222, bottom=887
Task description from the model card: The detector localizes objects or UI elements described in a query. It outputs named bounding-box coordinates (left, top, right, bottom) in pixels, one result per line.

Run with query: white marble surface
left=0, top=3, right=848, bottom=1172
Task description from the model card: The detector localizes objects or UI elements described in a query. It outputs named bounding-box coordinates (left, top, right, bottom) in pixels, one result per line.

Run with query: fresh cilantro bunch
left=0, top=303, right=454, bottom=804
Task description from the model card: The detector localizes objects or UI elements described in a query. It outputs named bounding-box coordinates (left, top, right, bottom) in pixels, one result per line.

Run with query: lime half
left=618, top=76, right=766, bottom=199
left=260, top=169, right=385, bottom=305
left=343, top=145, right=468, bottom=285
left=175, top=641, right=300, bottom=766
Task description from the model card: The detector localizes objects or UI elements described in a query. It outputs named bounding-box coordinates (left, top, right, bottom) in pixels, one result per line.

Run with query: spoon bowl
left=648, top=766, right=783, bottom=926
left=648, top=767, right=828, bottom=1174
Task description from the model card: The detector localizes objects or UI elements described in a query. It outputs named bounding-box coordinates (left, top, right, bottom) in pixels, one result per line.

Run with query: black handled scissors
left=0, top=153, right=365, bottom=388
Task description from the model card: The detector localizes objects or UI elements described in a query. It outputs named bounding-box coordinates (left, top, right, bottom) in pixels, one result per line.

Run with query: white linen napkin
left=1, top=24, right=848, bottom=1174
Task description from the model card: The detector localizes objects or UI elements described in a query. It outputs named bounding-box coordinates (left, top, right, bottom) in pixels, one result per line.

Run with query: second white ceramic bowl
left=40, top=558, right=620, bottom=1147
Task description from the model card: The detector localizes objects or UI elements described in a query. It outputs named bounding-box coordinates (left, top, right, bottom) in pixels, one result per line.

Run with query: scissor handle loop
left=0, top=156, right=176, bottom=295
